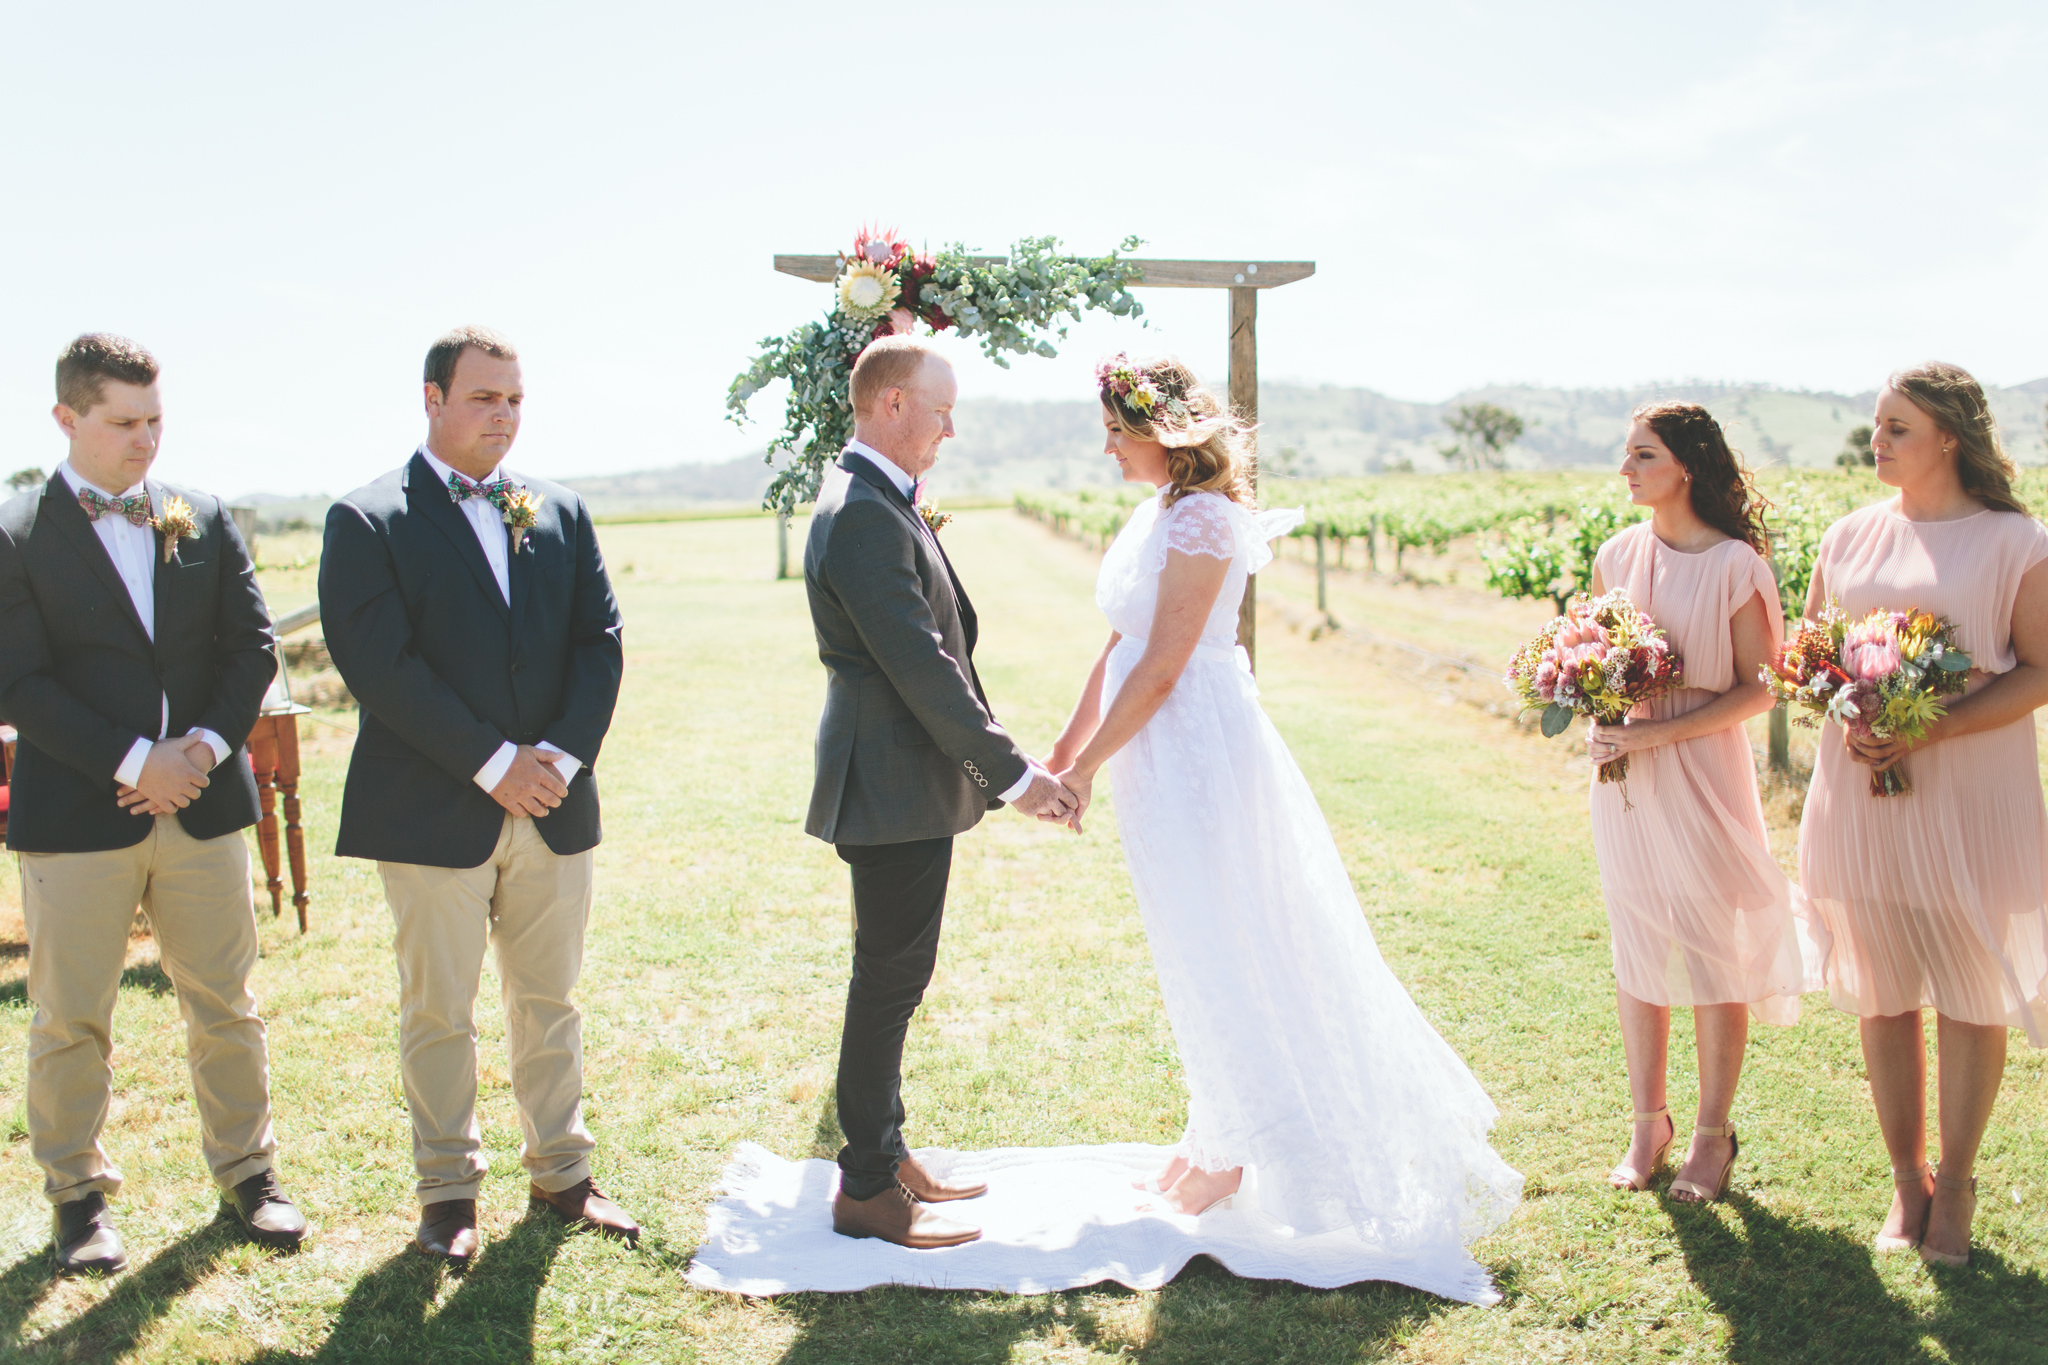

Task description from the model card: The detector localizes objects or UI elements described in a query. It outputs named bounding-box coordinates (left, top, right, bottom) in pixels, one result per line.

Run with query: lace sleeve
left=1162, top=495, right=1237, bottom=560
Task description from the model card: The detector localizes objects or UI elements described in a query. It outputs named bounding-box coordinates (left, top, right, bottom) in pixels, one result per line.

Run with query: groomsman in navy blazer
left=318, top=327, right=632, bottom=1264
left=0, top=334, right=305, bottom=1274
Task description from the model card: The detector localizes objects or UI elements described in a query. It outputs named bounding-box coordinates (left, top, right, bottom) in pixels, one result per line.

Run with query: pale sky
left=2, top=0, right=2042, bottom=497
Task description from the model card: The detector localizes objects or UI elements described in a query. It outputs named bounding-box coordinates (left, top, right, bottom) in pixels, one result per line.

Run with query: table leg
left=277, top=716, right=309, bottom=932
left=247, top=716, right=283, bottom=917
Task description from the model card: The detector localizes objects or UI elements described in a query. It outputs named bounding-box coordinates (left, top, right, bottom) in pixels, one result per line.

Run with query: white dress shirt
left=58, top=462, right=229, bottom=786
left=842, top=442, right=1040, bottom=805
left=416, top=445, right=579, bottom=796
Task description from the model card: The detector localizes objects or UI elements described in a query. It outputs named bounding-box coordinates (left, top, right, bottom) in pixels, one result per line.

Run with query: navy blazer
left=319, top=452, right=623, bottom=868
left=0, top=473, right=274, bottom=853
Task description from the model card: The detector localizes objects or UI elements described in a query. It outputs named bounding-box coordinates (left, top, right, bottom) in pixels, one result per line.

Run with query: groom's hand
left=490, top=745, right=571, bottom=818
left=1011, top=771, right=1078, bottom=823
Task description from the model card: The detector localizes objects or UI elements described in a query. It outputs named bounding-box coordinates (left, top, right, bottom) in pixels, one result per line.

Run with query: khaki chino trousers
left=379, top=813, right=596, bottom=1205
left=19, top=814, right=277, bottom=1205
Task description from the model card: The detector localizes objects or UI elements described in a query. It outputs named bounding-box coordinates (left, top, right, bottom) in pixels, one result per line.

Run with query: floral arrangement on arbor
left=728, top=228, right=1148, bottom=512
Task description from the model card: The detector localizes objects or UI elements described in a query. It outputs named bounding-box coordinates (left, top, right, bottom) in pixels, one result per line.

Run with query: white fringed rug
left=684, top=1142, right=1503, bottom=1305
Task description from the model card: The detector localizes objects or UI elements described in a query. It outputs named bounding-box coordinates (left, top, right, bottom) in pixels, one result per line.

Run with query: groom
left=320, top=326, right=632, bottom=1264
left=804, top=336, right=1076, bottom=1249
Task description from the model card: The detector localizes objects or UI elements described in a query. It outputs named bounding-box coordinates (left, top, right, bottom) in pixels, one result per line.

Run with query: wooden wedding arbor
left=774, top=254, right=1316, bottom=669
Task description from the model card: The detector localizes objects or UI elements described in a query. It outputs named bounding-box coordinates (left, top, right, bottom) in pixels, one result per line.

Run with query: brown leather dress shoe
left=221, top=1169, right=308, bottom=1250
left=897, top=1154, right=988, bottom=1203
left=415, top=1199, right=479, bottom=1264
left=54, top=1192, right=127, bottom=1276
left=530, top=1178, right=640, bottom=1243
left=833, top=1183, right=981, bottom=1248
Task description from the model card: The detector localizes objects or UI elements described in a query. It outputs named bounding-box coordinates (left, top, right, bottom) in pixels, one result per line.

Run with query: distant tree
left=1835, top=425, right=1875, bottom=469
left=8, top=467, right=46, bottom=492
left=1438, top=402, right=1526, bottom=471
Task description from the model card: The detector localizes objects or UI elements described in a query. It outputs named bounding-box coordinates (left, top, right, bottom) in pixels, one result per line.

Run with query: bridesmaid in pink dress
left=1586, top=403, right=1804, bottom=1204
left=1799, top=362, right=2048, bottom=1268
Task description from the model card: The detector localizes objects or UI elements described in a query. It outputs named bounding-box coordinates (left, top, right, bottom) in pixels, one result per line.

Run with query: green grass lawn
left=2, top=509, right=2045, bottom=1363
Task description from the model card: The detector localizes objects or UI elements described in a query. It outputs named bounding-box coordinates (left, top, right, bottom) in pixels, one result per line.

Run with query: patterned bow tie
left=78, top=488, right=152, bottom=526
left=446, top=472, right=513, bottom=505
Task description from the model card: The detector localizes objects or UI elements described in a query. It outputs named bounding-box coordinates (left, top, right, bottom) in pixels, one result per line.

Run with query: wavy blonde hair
left=1887, top=361, right=2025, bottom=516
left=1098, top=354, right=1256, bottom=507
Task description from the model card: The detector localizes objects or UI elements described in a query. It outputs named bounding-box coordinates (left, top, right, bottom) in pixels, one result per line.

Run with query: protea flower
left=1842, top=621, right=1903, bottom=681
left=837, top=260, right=901, bottom=321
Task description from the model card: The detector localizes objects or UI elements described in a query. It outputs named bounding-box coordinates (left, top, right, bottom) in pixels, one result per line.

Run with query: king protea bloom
left=837, top=260, right=901, bottom=320
left=1842, top=621, right=1902, bottom=681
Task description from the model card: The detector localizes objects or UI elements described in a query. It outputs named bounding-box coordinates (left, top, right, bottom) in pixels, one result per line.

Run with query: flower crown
left=1095, top=354, right=1191, bottom=424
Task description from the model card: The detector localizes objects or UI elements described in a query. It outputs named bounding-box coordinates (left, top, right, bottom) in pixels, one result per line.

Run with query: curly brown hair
left=1098, top=355, right=1255, bottom=507
left=1631, top=402, right=1771, bottom=554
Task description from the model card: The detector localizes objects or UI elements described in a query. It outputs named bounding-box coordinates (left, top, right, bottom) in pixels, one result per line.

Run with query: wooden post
left=1768, top=703, right=1790, bottom=775
left=776, top=510, right=791, bottom=580
left=1230, top=286, right=1258, bottom=669
left=1314, top=526, right=1327, bottom=614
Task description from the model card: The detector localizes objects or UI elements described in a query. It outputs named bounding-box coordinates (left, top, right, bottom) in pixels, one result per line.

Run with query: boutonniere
left=917, top=497, right=952, bottom=535
left=150, top=495, right=200, bottom=564
left=487, top=482, right=544, bottom=553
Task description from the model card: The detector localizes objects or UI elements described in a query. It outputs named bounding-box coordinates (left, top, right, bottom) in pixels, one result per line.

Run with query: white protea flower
left=836, top=260, right=901, bottom=321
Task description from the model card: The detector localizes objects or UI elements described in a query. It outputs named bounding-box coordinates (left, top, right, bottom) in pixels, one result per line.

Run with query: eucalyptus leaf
left=1936, top=651, right=1971, bottom=672
left=1540, top=703, right=1575, bottom=738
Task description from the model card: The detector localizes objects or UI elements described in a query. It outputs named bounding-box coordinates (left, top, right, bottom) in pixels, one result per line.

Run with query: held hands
left=489, top=745, right=571, bottom=818
left=1011, top=768, right=1080, bottom=827
left=117, top=735, right=216, bottom=816
left=1052, top=767, right=1093, bottom=835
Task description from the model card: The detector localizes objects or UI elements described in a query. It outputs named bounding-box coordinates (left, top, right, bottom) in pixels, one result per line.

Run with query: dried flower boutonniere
left=151, top=495, right=200, bottom=564
left=917, top=497, right=952, bottom=536
left=488, top=482, right=544, bottom=553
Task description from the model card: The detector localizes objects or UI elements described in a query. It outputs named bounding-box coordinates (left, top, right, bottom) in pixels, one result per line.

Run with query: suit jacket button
left=511, top=662, right=523, bottom=675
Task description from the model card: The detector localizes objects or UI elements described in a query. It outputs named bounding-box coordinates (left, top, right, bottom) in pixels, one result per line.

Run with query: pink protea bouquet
left=1761, top=602, right=1971, bottom=796
left=1506, top=589, right=1685, bottom=789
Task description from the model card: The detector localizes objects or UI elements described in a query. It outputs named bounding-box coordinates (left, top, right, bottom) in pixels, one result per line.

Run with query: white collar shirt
left=413, top=446, right=581, bottom=793
left=58, top=461, right=229, bottom=782
left=844, top=440, right=917, bottom=503
left=419, top=446, right=511, bottom=606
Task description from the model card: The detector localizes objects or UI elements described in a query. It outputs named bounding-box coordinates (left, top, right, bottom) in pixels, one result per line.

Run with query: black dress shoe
left=220, top=1169, right=308, bottom=1250
left=416, top=1199, right=479, bottom=1264
left=54, top=1192, right=127, bottom=1276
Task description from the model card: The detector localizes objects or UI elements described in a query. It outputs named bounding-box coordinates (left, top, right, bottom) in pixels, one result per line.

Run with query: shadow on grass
left=769, top=1255, right=1458, bottom=1365
left=3, top=1220, right=239, bottom=1361
left=808, top=1085, right=841, bottom=1161
left=245, top=1207, right=571, bottom=1365
left=0, top=960, right=173, bottom=1010
left=0, top=1251, right=60, bottom=1353
left=1666, top=1191, right=2048, bottom=1365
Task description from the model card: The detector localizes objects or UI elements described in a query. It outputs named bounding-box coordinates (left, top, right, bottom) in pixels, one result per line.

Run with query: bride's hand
left=1054, top=767, right=1092, bottom=834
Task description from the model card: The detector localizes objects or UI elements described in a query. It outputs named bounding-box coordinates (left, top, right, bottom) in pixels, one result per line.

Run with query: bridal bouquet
left=1761, top=603, right=1971, bottom=796
left=1506, top=589, right=1685, bottom=790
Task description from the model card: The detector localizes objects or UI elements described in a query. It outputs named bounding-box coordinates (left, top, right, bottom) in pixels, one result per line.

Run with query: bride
left=1046, top=355, right=1522, bottom=1286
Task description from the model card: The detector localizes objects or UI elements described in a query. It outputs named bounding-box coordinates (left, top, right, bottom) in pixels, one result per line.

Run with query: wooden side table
left=247, top=706, right=312, bottom=932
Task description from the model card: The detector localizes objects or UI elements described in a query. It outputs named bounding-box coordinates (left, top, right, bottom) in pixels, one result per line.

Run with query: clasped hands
left=116, top=735, right=217, bottom=815
left=489, top=745, right=572, bottom=817
left=1012, top=761, right=1092, bottom=834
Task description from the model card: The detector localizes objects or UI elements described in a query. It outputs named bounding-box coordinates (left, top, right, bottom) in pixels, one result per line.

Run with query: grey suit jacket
left=804, top=453, right=1028, bottom=845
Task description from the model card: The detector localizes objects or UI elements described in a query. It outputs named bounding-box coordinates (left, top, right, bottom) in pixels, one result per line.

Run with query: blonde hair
left=850, top=335, right=938, bottom=415
left=1098, top=355, right=1255, bottom=507
left=1887, top=361, right=2025, bottom=516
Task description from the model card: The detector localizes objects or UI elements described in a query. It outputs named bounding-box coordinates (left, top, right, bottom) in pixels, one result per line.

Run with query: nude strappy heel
left=1609, top=1107, right=1675, bottom=1191
left=1874, top=1164, right=1932, bottom=1253
left=1669, top=1122, right=1739, bottom=1203
left=1918, top=1169, right=1976, bottom=1268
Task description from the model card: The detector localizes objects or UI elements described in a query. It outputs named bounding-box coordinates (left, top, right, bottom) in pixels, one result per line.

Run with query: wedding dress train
left=689, top=492, right=1521, bottom=1304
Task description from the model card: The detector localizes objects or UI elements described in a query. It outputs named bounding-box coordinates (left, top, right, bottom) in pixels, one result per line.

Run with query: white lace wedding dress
left=687, top=492, right=1521, bottom=1305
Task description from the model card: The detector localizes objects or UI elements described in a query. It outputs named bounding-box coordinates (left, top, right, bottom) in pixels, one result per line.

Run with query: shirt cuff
left=997, top=760, right=1046, bottom=804
left=536, top=741, right=582, bottom=784
left=186, top=728, right=231, bottom=771
left=114, top=737, right=153, bottom=789
left=474, top=741, right=518, bottom=793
